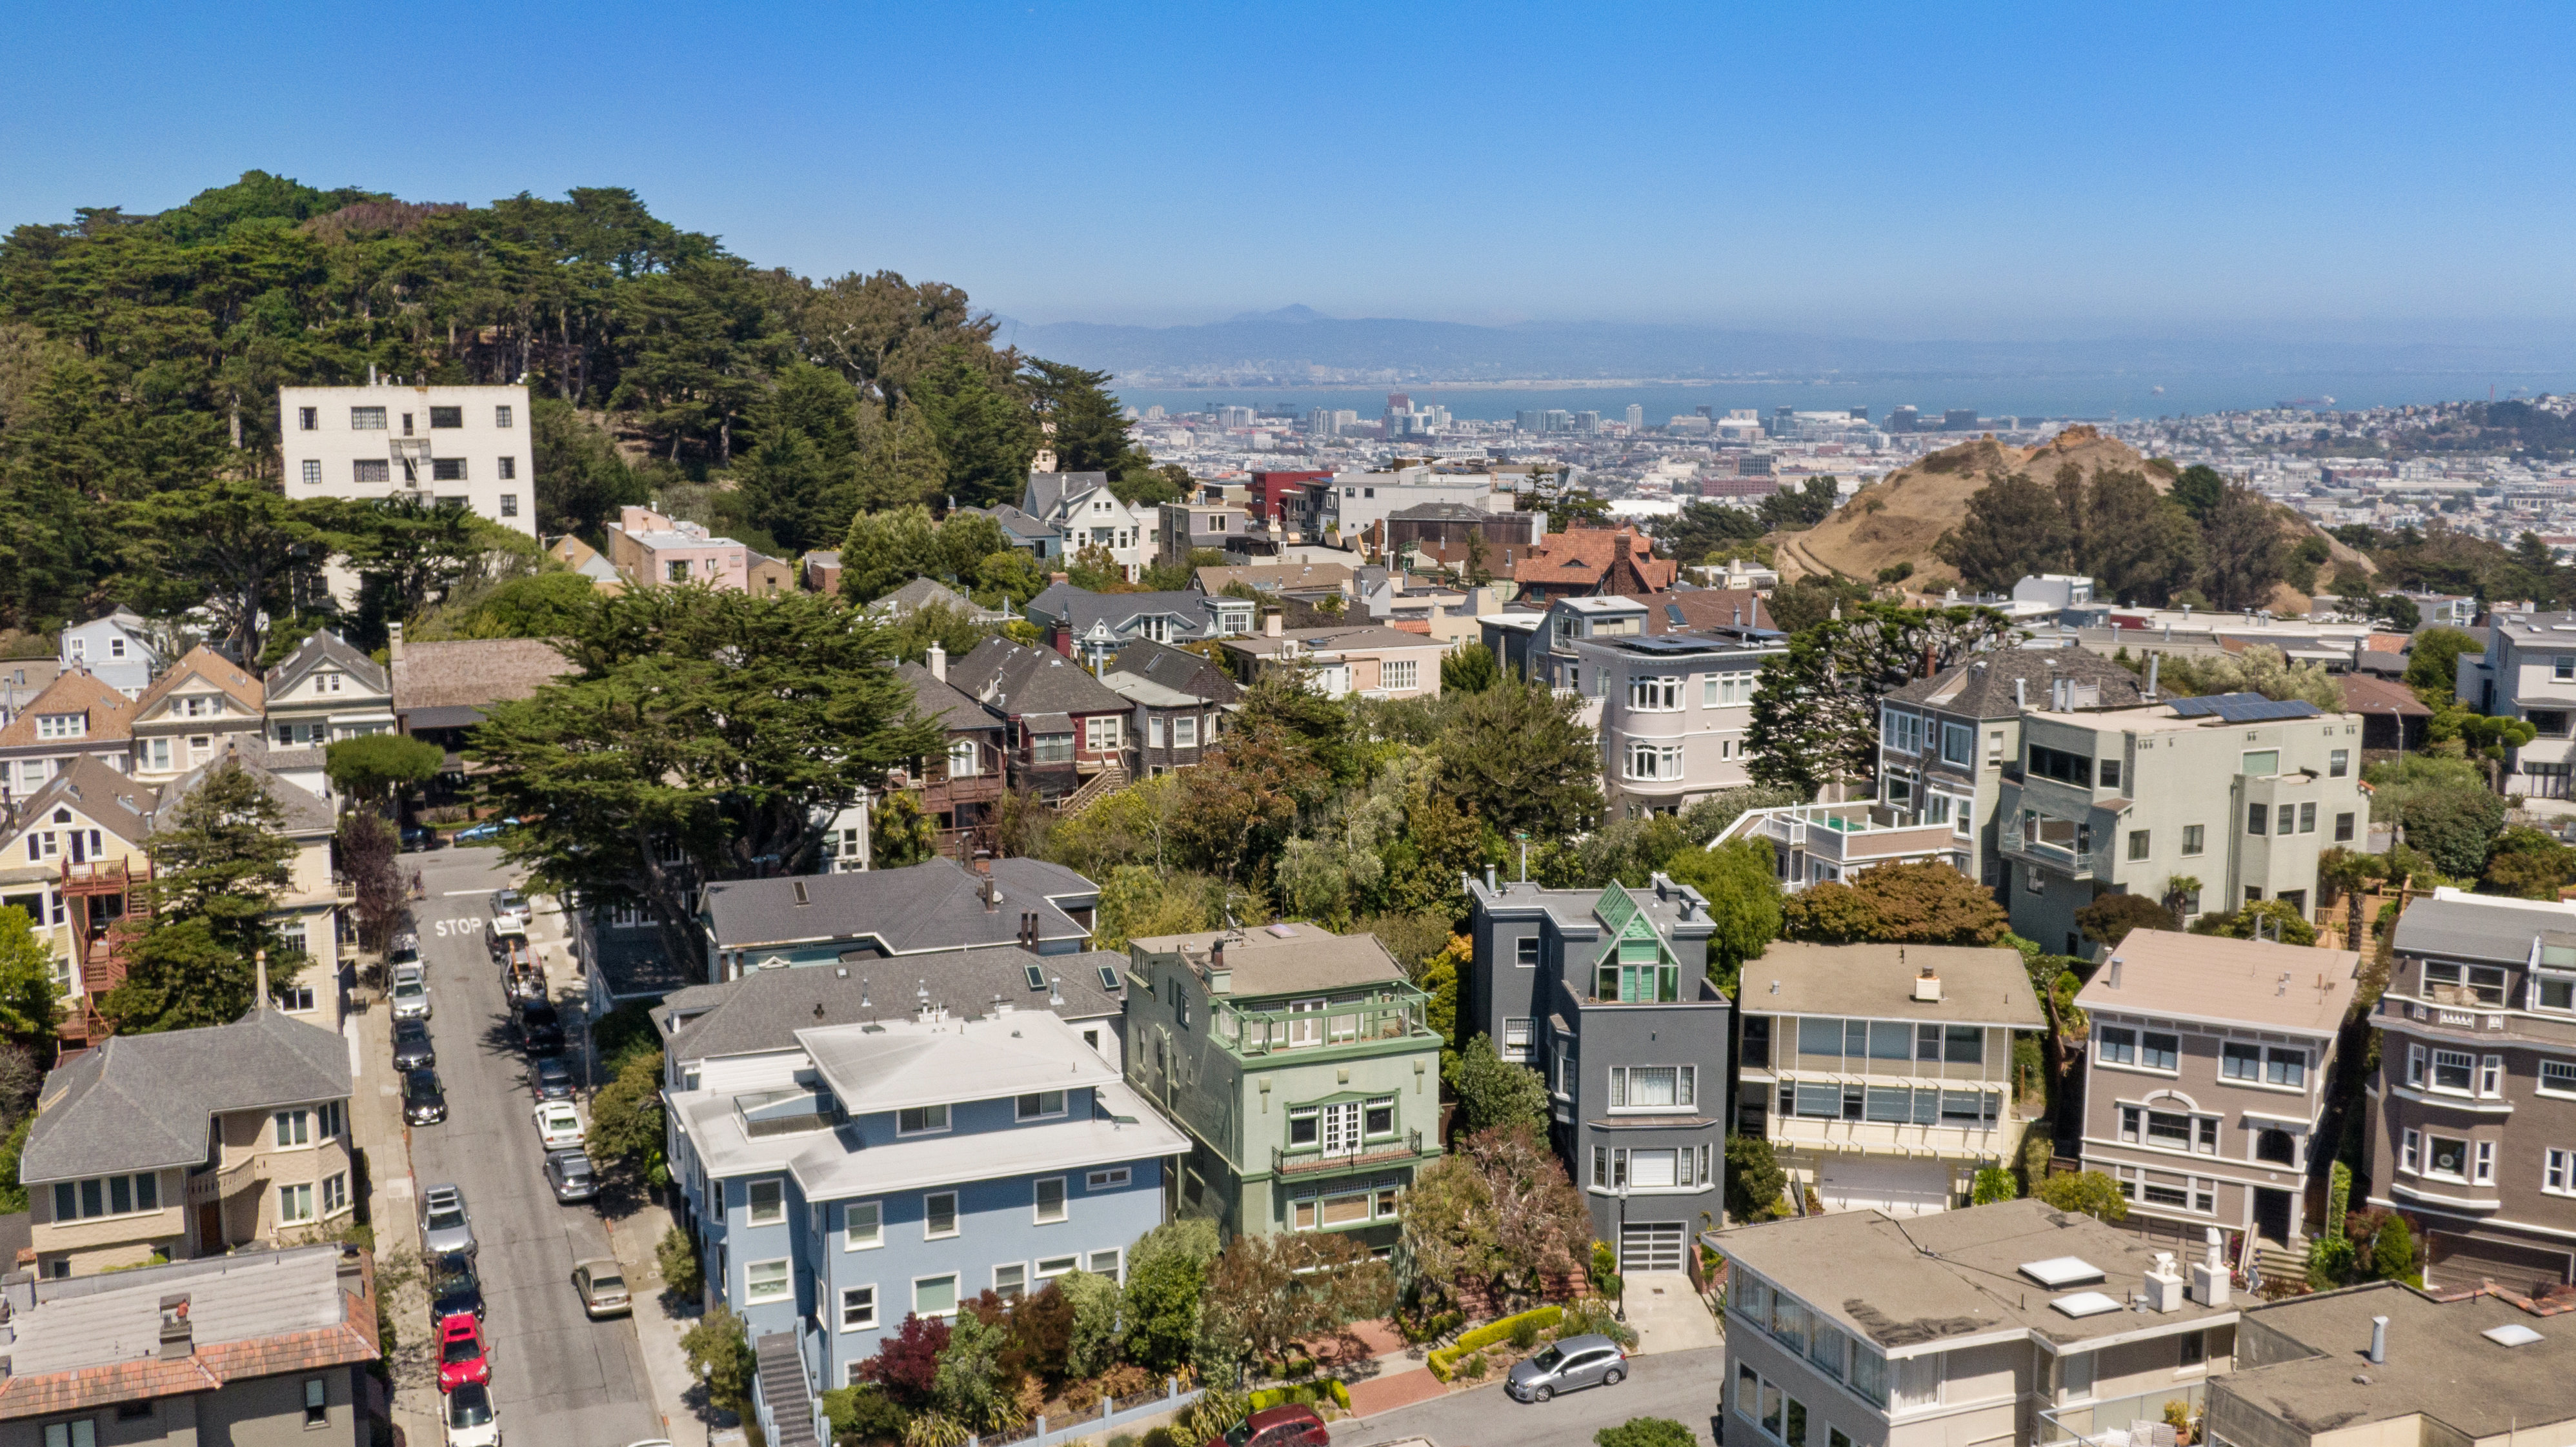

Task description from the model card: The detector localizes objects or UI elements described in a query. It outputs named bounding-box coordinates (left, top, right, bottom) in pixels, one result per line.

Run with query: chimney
left=387, top=622, right=405, bottom=663
left=1051, top=572, right=1069, bottom=585
left=2107, top=956, right=2124, bottom=989
left=253, top=949, right=269, bottom=1013
left=1264, top=610, right=1283, bottom=638
left=2143, top=1251, right=2185, bottom=1312
left=2368, top=1315, right=2388, bottom=1365
left=336, top=1243, right=365, bottom=1290
left=981, top=871, right=999, bottom=912
left=1912, top=964, right=1942, bottom=1003
left=157, top=1295, right=192, bottom=1360
left=2189, top=1226, right=2231, bottom=1306
left=1484, top=865, right=1498, bottom=893
left=927, top=642, right=947, bottom=682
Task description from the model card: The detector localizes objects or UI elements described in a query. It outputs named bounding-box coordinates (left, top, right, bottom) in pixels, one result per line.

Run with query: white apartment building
left=277, top=383, right=537, bottom=537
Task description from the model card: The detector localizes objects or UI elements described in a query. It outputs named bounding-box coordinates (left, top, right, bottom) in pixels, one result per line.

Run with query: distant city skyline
left=7, top=3, right=2574, bottom=339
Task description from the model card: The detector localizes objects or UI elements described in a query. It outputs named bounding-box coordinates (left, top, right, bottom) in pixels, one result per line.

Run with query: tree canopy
left=1746, top=602, right=2017, bottom=796
left=103, top=760, right=302, bottom=1032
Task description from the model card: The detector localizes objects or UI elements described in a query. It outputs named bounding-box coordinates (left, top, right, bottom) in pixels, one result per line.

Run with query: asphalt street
left=1340, top=1346, right=1726, bottom=1447
left=405, top=842, right=663, bottom=1447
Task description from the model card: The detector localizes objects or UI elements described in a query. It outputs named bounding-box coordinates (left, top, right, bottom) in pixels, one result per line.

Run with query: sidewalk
left=605, top=1193, right=739, bottom=1447
left=346, top=994, right=442, bottom=1447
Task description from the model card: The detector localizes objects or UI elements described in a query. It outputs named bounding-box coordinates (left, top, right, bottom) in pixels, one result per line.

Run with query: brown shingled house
left=387, top=629, right=575, bottom=772
left=1510, top=525, right=1677, bottom=602
left=2338, top=672, right=2431, bottom=758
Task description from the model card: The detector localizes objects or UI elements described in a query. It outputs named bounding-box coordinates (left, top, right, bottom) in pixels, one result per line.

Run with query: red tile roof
left=0, top=669, right=137, bottom=748
left=1510, top=527, right=1677, bottom=596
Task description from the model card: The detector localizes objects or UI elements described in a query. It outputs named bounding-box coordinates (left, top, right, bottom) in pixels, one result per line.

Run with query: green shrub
left=656, top=1224, right=702, bottom=1298
left=2306, top=1235, right=2357, bottom=1291
left=1511, top=1317, right=1542, bottom=1350
left=1247, top=1380, right=1352, bottom=1413
left=1972, top=1167, right=2020, bottom=1204
left=1556, top=1298, right=1638, bottom=1348
left=1596, top=1419, right=1698, bottom=1447
left=1427, top=1306, right=1564, bottom=1379
left=1142, top=1429, right=1181, bottom=1447
left=1458, top=1352, right=1487, bottom=1380
left=2371, top=1217, right=2417, bottom=1281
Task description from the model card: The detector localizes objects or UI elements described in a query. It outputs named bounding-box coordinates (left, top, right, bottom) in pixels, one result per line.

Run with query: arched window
left=2256, top=1128, right=2297, bottom=1166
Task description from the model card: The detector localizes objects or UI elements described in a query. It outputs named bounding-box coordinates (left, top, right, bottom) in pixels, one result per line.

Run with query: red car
left=1211, top=1405, right=1329, bottom=1447
left=438, top=1315, right=492, bottom=1392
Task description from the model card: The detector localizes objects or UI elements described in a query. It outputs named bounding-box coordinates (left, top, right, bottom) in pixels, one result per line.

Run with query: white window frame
left=2540, top=1060, right=2576, bottom=1098
left=897, top=1104, right=951, bottom=1136
left=912, top=1273, right=960, bottom=1319
left=277, top=1182, right=315, bottom=1225
left=2429, top=1049, right=2477, bottom=1097
left=2547, top=1148, right=2576, bottom=1197
left=746, top=1178, right=786, bottom=1226
left=2422, top=1133, right=2471, bottom=1183
left=840, top=1284, right=878, bottom=1331
left=1629, top=676, right=1682, bottom=712
left=1381, top=658, right=1419, bottom=692
left=743, top=1257, right=791, bottom=1304
left=2402, top=1128, right=2420, bottom=1173
left=1085, top=1168, right=1131, bottom=1191
left=1034, top=1177, right=1068, bottom=1224
left=844, top=1199, right=881, bottom=1249
left=1034, top=1253, right=1080, bottom=1282
left=1607, top=1064, right=1695, bottom=1113
left=1502, top=1017, right=1534, bottom=1062
left=923, top=1190, right=960, bottom=1239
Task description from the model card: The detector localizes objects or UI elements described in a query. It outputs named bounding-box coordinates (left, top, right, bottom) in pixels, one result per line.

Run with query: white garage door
left=1818, top=1158, right=1952, bottom=1215
left=1620, top=1222, right=1685, bottom=1273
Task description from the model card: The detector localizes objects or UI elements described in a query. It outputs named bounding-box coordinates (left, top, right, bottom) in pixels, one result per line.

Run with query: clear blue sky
left=7, top=1, right=2573, bottom=338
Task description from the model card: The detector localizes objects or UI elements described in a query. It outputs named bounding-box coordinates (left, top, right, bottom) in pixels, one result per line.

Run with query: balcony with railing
left=1718, top=802, right=1963, bottom=882
left=1274, top=1128, right=1425, bottom=1178
left=1212, top=991, right=1433, bottom=1060
left=2000, top=813, right=2097, bottom=879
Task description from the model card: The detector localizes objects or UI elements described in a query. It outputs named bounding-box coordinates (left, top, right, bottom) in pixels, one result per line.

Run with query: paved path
left=403, top=844, right=663, bottom=1447
left=1624, top=1272, right=1724, bottom=1356
left=1342, top=1344, right=1725, bottom=1447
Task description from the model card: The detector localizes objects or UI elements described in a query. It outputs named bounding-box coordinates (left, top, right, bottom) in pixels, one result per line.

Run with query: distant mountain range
left=992, top=307, right=2576, bottom=385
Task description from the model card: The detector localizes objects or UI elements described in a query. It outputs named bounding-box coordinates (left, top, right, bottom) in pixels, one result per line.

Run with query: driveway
left=1342, top=1345, right=1726, bottom=1447
left=404, top=842, right=665, bottom=1446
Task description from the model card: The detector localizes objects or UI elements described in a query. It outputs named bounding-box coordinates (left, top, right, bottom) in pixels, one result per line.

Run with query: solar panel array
left=2165, top=693, right=2322, bottom=723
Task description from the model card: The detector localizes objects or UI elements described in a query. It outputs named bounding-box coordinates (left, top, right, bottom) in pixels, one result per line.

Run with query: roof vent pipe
left=2368, top=1315, right=2388, bottom=1365
left=2015, top=678, right=2027, bottom=709
left=2145, top=653, right=2160, bottom=700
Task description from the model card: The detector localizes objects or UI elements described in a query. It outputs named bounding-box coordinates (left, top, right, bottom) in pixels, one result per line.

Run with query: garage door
left=2428, top=1231, right=2573, bottom=1295
left=1818, top=1158, right=1952, bottom=1216
left=1620, top=1222, right=1685, bottom=1273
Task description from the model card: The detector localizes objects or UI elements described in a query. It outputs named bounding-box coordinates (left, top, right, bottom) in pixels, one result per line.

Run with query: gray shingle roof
left=895, top=663, right=1003, bottom=735
left=1105, top=640, right=1243, bottom=705
left=1884, top=645, right=2148, bottom=717
left=2391, top=891, right=2576, bottom=964
left=264, top=629, right=387, bottom=702
left=10, top=756, right=155, bottom=845
left=659, top=946, right=1126, bottom=1063
left=700, top=857, right=1101, bottom=955
left=1023, top=585, right=1221, bottom=640
left=157, top=743, right=334, bottom=836
left=951, top=638, right=1130, bottom=719
left=23, top=1011, right=352, bottom=1184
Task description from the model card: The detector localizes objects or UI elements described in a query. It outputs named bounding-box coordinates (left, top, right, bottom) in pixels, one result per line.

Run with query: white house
left=55, top=610, right=159, bottom=698
left=277, top=383, right=537, bottom=538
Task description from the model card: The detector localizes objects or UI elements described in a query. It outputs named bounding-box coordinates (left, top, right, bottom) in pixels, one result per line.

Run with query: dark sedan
left=392, top=1019, right=436, bottom=1072
left=400, top=824, right=438, bottom=853
left=518, top=1001, right=564, bottom=1056
left=401, top=1068, right=448, bottom=1126
left=544, top=1148, right=599, bottom=1203
left=530, top=1056, right=575, bottom=1102
left=430, top=1253, right=483, bottom=1324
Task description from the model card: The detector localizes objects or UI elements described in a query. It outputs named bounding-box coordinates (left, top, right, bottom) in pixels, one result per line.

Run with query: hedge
left=1249, top=1380, right=1352, bottom=1413
left=1427, top=1306, right=1564, bottom=1381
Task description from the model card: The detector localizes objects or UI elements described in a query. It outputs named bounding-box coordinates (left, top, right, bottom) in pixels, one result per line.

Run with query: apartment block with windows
left=2073, top=929, right=2359, bottom=1260
left=278, top=383, right=535, bottom=536
left=1995, top=694, right=2366, bottom=957
left=2453, top=609, right=2576, bottom=804
left=1718, top=1199, right=2237, bottom=1447
left=1735, top=943, right=2045, bottom=1215
left=2366, top=889, right=2576, bottom=1292
left=1122, top=923, right=1443, bottom=1253
left=1878, top=649, right=2148, bottom=893
left=1464, top=872, right=1728, bottom=1268
left=661, top=1009, right=1182, bottom=1423
left=1585, top=629, right=1786, bottom=819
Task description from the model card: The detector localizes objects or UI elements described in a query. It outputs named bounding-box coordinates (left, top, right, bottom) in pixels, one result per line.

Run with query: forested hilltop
left=0, top=170, right=1165, bottom=633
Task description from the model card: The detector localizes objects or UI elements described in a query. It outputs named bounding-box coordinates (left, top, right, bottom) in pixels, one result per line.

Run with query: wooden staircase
left=1056, top=764, right=1129, bottom=817
left=2254, top=1240, right=2309, bottom=1291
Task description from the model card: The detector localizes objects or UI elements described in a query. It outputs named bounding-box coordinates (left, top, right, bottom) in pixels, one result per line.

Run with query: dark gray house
left=951, top=637, right=1134, bottom=801
left=1102, top=639, right=1242, bottom=777
left=1464, top=871, right=1729, bottom=1272
left=696, top=856, right=1102, bottom=982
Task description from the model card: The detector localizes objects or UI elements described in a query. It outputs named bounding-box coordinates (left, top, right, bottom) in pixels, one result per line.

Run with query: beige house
left=1735, top=943, right=2046, bottom=1215
left=129, top=644, right=265, bottom=783
left=1218, top=622, right=1446, bottom=700
left=21, top=1010, right=354, bottom=1277
left=1720, top=1199, right=2239, bottom=1447
left=262, top=630, right=395, bottom=804
left=2075, top=929, right=2359, bottom=1270
left=0, top=670, right=137, bottom=807
left=0, top=1244, right=381, bottom=1445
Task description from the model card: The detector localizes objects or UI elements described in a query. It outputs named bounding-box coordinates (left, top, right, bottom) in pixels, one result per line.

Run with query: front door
left=2254, top=1188, right=2293, bottom=1244
left=197, top=1200, right=223, bottom=1254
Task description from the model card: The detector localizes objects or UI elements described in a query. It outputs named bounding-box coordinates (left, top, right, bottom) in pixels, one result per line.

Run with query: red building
left=1247, top=471, right=1333, bottom=529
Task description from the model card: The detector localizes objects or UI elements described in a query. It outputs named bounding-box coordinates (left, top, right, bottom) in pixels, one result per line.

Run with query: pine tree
left=105, top=760, right=301, bottom=1032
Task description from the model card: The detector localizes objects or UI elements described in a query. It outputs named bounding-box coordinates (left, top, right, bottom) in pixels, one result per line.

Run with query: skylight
left=2484, top=1324, right=2543, bottom=1348
left=1097, top=965, right=1121, bottom=993
left=2053, top=1292, right=2122, bottom=1318
left=2020, top=1257, right=2107, bottom=1288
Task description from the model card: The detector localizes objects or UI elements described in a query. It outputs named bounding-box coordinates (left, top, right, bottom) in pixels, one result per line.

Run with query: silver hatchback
left=1505, top=1332, right=1627, bottom=1403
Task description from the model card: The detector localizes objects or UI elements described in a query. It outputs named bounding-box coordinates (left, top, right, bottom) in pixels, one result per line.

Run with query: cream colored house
left=262, top=630, right=395, bottom=805
left=129, top=644, right=265, bottom=783
left=1735, top=943, right=2047, bottom=1214
left=20, top=1010, right=354, bottom=1277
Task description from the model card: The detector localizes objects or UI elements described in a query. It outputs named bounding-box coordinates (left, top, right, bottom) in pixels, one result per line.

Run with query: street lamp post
left=1616, top=1181, right=1631, bottom=1322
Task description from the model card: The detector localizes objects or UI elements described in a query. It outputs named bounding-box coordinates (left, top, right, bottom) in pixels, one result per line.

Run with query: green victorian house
left=1124, top=922, right=1444, bottom=1253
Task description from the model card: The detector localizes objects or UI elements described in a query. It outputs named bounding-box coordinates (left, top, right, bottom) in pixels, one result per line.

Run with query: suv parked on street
left=1505, top=1333, right=1627, bottom=1403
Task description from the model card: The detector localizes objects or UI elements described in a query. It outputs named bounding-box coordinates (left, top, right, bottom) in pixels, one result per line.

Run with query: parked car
left=532, top=1100, right=583, bottom=1150
left=389, top=966, right=431, bottom=1022
left=401, top=824, right=438, bottom=853
left=444, top=1381, right=500, bottom=1446
left=490, top=887, right=530, bottom=927
left=544, top=1149, right=599, bottom=1204
left=1211, top=1405, right=1331, bottom=1447
left=518, top=1001, right=564, bottom=1055
left=388, top=938, right=422, bottom=970
left=438, top=1315, right=492, bottom=1392
left=572, top=1259, right=631, bottom=1319
left=392, top=1019, right=436, bottom=1071
left=487, top=918, right=529, bottom=962
left=430, top=1253, right=483, bottom=1324
left=1504, top=1333, right=1627, bottom=1403
left=403, top=1068, right=448, bottom=1126
left=530, top=1056, right=575, bottom=1102
left=421, top=1185, right=476, bottom=1258
left=453, top=822, right=505, bottom=844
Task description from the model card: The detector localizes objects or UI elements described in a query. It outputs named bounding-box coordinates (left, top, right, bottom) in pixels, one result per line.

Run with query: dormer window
left=35, top=713, right=84, bottom=740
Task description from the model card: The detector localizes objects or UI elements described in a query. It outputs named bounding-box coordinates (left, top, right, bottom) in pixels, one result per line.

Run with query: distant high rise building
left=1143, top=405, right=1166, bottom=421
left=1943, top=408, right=1979, bottom=432
left=1696, top=405, right=1715, bottom=419
left=1573, top=410, right=1600, bottom=435
left=1307, top=407, right=1338, bottom=438
left=1626, top=403, right=1644, bottom=430
left=1847, top=407, right=1869, bottom=422
left=1887, top=406, right=1919, bottom=433
left=1387, top=392, right=1411, bottom=414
